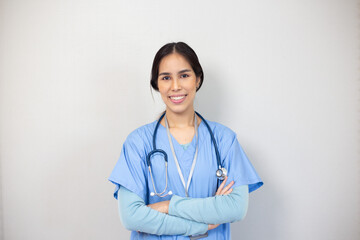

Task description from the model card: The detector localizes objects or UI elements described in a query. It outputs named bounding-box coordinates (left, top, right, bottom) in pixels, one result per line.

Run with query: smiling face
left=157, top=52, right=200, bottom=115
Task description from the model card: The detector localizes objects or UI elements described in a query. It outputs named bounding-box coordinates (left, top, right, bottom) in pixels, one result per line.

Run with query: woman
left=109, top=42, right=263, bottom=239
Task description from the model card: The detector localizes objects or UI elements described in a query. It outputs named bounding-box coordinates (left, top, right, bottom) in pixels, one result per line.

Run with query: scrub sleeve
left=108, top=130, right=148, bottom=201
left=219, top=131, right=263, bottom=192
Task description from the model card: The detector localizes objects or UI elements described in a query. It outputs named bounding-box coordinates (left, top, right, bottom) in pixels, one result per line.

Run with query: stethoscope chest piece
left=216, top=167, right=227, bottom=180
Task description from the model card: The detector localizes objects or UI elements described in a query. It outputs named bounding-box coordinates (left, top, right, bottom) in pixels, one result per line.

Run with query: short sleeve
left=222, top=135, right=263, bottom=193
left=108, top=130, right=148, bottom=201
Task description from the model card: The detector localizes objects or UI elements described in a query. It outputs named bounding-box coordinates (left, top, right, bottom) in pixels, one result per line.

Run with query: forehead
left=158, top=53, right=192, bottom=73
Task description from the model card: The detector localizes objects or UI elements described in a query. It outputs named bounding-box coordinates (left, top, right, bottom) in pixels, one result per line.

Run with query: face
left=157, top=52, right=200, bottom=115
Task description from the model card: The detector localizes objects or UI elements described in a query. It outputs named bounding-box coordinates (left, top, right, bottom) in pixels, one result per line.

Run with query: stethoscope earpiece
left=150, top=191, right=172, bottom=197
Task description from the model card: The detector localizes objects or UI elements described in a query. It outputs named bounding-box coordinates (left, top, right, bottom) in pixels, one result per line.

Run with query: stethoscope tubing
left=193, top=111, right=222, bottom=169
left=147, top=111, right=225, bottom=197
left=152, top=112, right=166, bottom=150
left=146, top=149, right=167, bottom=167
left=151, top=111, right=222, bottom=168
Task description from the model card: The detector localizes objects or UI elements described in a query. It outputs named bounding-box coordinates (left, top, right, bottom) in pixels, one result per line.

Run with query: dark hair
left=150, top=42, right=204, bottom=92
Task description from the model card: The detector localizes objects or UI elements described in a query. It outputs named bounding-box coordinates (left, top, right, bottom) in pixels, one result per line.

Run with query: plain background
left=0, top=0, right=359, bottom=239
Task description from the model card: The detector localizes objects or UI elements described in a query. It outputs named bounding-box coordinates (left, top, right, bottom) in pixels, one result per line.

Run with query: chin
left=166, top=108, right=184, bottom=115
left=166, top=105, right=192, bottom=115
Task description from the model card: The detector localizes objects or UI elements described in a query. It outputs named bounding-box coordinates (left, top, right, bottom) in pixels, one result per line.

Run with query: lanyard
left=164, top=113, right=198, bottom=197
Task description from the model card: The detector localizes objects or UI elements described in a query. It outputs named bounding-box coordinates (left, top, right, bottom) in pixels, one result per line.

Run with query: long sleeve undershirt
left=117, top=185, right=249, bottom=235
left=169, top=185, right=249, bottom=225
left=118, top=186, right=208, bottom=236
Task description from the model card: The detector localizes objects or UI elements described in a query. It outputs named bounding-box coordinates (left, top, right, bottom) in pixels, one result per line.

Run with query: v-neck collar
left=159, top=120, right=203, bottom=154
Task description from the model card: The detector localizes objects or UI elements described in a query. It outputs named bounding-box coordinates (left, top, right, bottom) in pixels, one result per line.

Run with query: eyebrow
left=158, top=69, right=192, bottom=76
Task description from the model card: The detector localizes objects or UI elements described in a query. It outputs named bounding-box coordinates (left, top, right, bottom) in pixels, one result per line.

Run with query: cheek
left=157, top=79, right=170, bottom=91
left=158, top=87, right=169, bottom=100
left=158, top=85, right=166, bottom=94
left=185, top=82, right=198, bottom=93
left=157, top=83, right=166, bottom=94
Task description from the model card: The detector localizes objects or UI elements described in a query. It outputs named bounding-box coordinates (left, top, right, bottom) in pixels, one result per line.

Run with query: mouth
left=169, top=94, right=187, bottom=104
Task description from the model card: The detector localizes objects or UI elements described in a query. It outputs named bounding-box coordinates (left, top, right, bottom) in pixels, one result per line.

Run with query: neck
left=165, top=107, right=195, bottom=129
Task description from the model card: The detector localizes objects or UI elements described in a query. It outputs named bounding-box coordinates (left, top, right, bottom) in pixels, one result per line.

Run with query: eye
left=180, top=74, right=189, bottom=78
left=161, top=76, right=171, bottom=80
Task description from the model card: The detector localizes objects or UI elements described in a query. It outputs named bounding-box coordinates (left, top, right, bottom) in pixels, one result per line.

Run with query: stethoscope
left=146, top=111, right=227, bottom=198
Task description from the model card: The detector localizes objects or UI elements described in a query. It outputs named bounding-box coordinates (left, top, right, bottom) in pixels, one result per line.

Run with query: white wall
left=0, top=0, right=359, bottom=239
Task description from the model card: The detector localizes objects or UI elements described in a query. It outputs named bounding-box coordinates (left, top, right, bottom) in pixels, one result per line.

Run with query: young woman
left=109, top=42, right=263, bottom=240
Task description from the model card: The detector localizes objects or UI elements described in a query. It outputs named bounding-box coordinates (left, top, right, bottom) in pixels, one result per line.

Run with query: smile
left=169, top=94, right=187, bottom=103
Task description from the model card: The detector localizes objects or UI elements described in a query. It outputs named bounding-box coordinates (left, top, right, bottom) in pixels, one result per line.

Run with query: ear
left=196, top=76, right=201, bottom=89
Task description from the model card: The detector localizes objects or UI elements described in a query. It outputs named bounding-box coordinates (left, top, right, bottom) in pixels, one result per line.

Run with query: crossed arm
left=117, top=177, right=249, bottom=236
left=118, top=186, right=208, bottom=236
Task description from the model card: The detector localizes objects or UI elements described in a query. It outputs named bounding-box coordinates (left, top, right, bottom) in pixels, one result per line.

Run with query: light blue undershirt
left=117, top=185, right=249, bottom=236
left=180, top=142, right=191, bottom=150
left=118, top=186, right=208, bottom=236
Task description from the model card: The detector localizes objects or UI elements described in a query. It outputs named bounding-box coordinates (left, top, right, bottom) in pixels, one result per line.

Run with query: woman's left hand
left=215, top=176, right=234, bottom=196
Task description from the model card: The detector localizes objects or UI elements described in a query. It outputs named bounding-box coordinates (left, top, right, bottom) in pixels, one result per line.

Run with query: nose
left=171, top=78, right=181, bottom=91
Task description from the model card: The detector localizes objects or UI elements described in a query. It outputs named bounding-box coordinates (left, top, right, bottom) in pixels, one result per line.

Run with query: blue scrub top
left=109, top=118, right=263, bottom=240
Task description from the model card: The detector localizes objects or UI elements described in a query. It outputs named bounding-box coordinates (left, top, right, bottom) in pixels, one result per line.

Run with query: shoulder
left=203, top=119, right=237, bottom=142
left=126, top=121, right=157, bottom=142
left=201, top=119, right=238, bottom=158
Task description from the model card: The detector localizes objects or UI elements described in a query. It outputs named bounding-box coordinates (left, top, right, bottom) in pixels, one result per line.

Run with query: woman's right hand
left=208, top=224, right=219, bottom=230
left=208, top=176, right=234, bottom=230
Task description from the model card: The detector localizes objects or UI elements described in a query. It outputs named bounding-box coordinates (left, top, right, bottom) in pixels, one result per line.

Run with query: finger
left=223, top=187, right=233, bottom=195
left=216, top=176, right=228, bottom=195
left=219, top=181, right=233, bottom=195
left=220, top=181, right=234, bottom=195
left=216, top=177, right=227, bottom=195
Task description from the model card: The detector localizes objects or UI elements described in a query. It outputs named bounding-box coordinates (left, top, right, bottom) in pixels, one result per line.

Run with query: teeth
left=170, top=96, right=185, bottom=100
